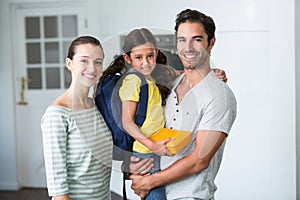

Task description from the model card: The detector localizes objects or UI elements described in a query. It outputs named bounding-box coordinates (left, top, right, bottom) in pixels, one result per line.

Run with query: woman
left=41, top=36, right=113, bottom=200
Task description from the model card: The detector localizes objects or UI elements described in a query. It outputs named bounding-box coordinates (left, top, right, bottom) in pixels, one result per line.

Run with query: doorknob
left=17, top=76, right=30, bottom=106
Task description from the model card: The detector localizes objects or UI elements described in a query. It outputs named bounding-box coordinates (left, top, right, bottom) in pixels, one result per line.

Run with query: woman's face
left=67, top=43, right=104, bottom=88
left=124, top=42, right=157, bottom=78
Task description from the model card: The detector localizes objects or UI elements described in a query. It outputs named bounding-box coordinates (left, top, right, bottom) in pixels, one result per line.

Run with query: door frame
left=11, top=0, right=87, bottom=187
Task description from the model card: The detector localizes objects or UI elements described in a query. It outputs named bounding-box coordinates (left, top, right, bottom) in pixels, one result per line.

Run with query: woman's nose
left=87, top=62, right=96, bottom=72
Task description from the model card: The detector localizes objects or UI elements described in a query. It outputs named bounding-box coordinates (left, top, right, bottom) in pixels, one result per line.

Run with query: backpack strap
left=126, top=71, right=148, bottom=127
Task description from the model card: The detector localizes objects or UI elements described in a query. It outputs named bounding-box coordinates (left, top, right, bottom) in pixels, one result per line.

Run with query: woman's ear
left=66, top=57, right=73, bottom=71
left=123, top=53, right=132, bottom=64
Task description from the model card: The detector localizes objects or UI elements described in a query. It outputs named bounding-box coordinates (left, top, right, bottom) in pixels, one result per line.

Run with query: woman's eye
left=95, top=60, right=102, bottom=65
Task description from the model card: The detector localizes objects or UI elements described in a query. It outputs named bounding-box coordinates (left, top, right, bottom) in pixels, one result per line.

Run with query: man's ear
left=208, top=36, right=216, bottom=54
left=123, top=54, right=132, bottom=64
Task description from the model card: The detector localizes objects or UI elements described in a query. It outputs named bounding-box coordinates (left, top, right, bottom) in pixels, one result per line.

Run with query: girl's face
left=66, top=43, right=104, bottom=88
left=123, top=42, right=157, bottom=78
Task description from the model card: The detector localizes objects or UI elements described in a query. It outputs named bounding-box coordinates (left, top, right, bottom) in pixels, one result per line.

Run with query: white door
left=12, top=2, right=86, bottom=187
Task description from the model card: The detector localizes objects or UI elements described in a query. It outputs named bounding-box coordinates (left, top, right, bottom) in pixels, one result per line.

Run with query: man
left=129, top=9, right=237, bottom=200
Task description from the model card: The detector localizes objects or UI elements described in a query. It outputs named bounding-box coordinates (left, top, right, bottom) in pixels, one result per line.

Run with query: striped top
left=41, top=105, right=113, bottom=200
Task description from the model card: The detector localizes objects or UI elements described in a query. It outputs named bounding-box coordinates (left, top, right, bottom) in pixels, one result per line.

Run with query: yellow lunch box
left=150, top=128, right=191, bottom=154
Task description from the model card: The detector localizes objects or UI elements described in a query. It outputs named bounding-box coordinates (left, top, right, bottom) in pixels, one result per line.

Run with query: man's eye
left=135, top=56, right=142, bottom=60
left=177, top=38, right=185, bottom=42
left=80, top=60, right=88, bottom=64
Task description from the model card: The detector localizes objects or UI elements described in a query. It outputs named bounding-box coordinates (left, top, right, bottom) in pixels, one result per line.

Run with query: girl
left=97, top=28, right=175, bottom=200
left=41, top=36, right=113, bottom=200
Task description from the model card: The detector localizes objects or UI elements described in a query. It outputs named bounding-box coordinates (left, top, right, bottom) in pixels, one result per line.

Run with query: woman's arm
left=41, top=109, right=69, bottom=197
left=53, top=194, right=70, bottom=200
left=213, top=68, right=227, bottom=83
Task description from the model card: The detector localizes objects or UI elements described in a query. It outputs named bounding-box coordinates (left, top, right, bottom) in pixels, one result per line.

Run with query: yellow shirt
left=119, top=74, right=165, bottom=153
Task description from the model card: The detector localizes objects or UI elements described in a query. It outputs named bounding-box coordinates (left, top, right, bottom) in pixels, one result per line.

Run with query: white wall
left=0, top=0, right=296, bottom=199
left=0, top=0, right=19, bottom=190
left=296, top=0, right=300, bottom=199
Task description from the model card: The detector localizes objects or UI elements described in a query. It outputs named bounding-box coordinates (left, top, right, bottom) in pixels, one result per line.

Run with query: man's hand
left=129, top=174, right=150, bottom=199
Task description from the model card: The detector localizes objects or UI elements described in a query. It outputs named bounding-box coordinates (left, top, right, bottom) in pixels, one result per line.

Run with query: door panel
left=13, top=3, right=86, bottom=187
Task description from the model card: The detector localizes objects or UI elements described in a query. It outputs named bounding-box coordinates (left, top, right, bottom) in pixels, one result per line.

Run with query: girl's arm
left=121, top=100, right=172, bottom=156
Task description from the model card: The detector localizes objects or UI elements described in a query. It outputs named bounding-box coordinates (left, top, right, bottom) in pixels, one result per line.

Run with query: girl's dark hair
left=175, top=9, right=216, bottom=43
left=67, top=35, right=104, bottom=60
left=152, top=50, right=177, bottom=106
left=146, top=41, right=177, bottom=105
left=95, top=28, right=177, bottom=105
left=122, top=28, right=157, bottom=54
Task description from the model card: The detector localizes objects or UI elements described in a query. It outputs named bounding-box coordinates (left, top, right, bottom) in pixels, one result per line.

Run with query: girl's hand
left=151, top=138, right=174, bottom=156
left=213, top=68, right=228, bottom=83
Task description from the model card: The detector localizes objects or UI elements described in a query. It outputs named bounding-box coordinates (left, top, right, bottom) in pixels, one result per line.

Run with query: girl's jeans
left=133, top=152, right=166, bottom=200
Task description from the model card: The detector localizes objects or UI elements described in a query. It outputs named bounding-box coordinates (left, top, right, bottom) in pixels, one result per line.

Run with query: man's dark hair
left=175, top=9, right=216, bottom=43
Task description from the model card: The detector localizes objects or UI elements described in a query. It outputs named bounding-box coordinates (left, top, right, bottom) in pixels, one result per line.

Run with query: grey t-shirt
left=161, top=71, right=237, bottom=200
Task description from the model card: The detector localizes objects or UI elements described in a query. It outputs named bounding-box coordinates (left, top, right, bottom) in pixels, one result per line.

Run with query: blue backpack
left=95, top=71, right=148, bottom=161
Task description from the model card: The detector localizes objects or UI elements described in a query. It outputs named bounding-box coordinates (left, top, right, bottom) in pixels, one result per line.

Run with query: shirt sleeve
left=198, top=89, right=237, bottom=135
left=41, top=108, right=69, bottom=196
left=119, top=74, right=141, bottom=102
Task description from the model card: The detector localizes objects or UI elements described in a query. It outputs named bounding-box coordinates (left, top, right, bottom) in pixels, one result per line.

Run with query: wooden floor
left=0, top=188, right=123, bottom=200
left=0, top=188, right=50, bottom=200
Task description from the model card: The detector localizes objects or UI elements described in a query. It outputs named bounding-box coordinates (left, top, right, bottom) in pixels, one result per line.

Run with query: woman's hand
left=213, top=68, right=228, bottom=83
left=129, top=156, right=153, bottom=175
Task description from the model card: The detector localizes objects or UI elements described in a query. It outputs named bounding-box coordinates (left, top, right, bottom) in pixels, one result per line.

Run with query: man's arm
left=130, top=130, right=227, bottom=194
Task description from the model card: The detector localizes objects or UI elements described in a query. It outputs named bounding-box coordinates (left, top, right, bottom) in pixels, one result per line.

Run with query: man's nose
left=185, top=39, right=194, bottom=51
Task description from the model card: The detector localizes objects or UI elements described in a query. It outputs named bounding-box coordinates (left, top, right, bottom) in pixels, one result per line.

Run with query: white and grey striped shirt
left=41, top=105, right=112, bottom=200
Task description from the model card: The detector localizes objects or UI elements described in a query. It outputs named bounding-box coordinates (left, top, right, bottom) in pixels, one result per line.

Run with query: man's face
left=176, top=22, right=214, bottom=70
